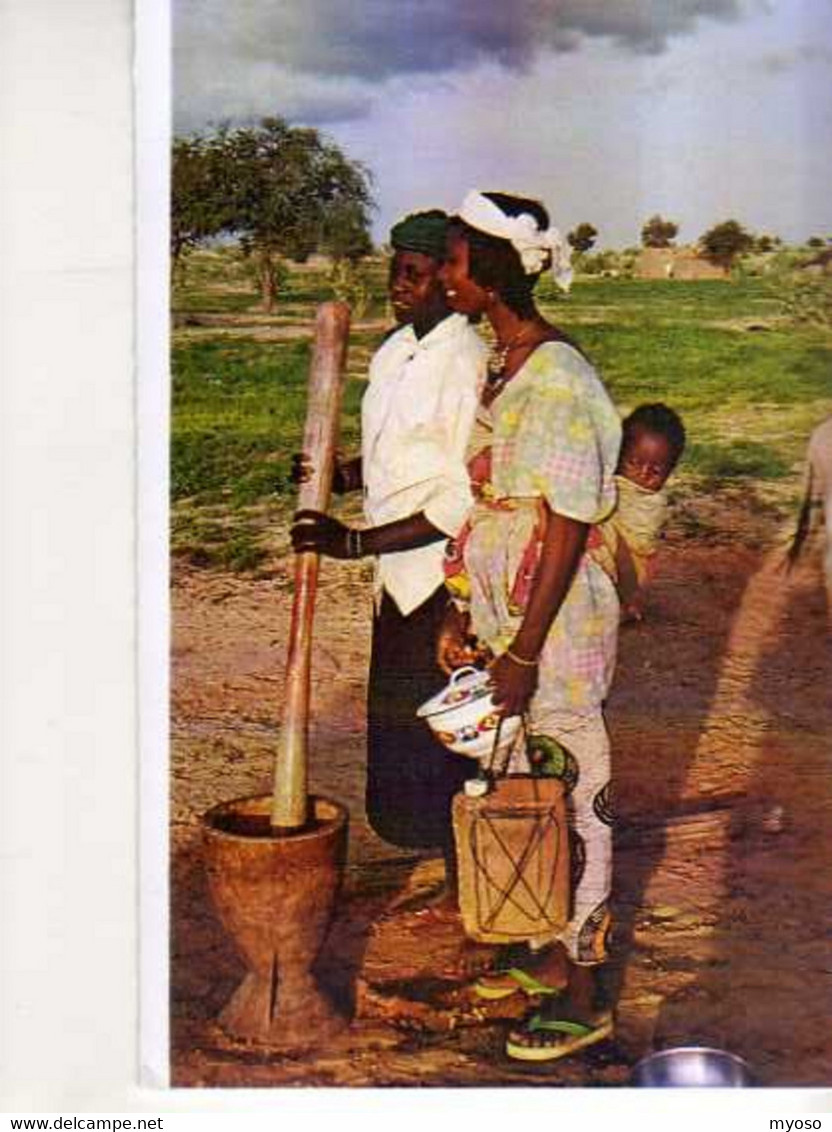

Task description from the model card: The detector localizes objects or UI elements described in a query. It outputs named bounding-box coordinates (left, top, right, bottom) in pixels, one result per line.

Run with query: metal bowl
left=632, top=1047, right=753, bottom=1088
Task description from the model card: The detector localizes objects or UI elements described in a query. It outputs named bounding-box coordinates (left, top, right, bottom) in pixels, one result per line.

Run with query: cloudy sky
left=174, top=0, right=832, bottom=247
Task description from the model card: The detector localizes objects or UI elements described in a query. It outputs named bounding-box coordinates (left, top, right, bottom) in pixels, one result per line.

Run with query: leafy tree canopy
left=641, top=214, right=678, bottom=248
left=700, top=219, right=755, bottom=269
left=172, top=117, right=374, bottom=309
left=171, top=134, right=237, bottom=263
left=567, top=222, right=598, bottom=254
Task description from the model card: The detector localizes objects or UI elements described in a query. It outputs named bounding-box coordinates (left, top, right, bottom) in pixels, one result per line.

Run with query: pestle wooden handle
left=271, top=302, right=351, bottom=830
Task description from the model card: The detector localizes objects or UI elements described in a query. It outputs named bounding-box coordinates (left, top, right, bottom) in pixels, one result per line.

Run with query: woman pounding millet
left=291, top=210, right=486, bottom=900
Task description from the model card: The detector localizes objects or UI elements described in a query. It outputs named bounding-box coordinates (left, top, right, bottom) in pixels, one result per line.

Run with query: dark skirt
left=366, top=587, right=477, bottom=850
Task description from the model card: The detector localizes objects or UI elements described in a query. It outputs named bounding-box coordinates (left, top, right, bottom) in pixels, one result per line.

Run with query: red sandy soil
left=170, top=505, right=832, bottom=1087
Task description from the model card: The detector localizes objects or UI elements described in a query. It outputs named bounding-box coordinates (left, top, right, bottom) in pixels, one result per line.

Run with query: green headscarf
left=389, top=209, right=448, bottom=260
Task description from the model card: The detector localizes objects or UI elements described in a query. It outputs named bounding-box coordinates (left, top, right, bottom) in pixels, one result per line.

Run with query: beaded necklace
left=485, top=323, right=541, bottom=395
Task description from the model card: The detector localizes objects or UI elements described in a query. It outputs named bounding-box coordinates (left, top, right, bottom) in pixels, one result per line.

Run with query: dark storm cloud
left=173, top=0, right=750, bottom=128
left=176, top=0, right=745, bottom=83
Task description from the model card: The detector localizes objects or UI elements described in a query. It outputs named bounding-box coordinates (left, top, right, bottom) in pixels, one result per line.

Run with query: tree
left=321, top=199, right=374, bottom=263
left=807, top=236, right=825, bottom=249
left=699, top=219, right=755, bottom=270
left=223, top=118, right=374, bottom=310
left=171, top=134, right=236, bottom=269
left=171, top=117, right=374, bottom=310
left=567, top=223, right=598, bottom=254
left=641, top=215, right=678, bottom=248
left=754, top=233, right=778, bottom=254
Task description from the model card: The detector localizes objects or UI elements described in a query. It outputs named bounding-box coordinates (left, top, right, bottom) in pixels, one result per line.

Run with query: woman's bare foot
left=473, top=942, right=569, bottom=997
left=522, top=944, right=570, bottom=987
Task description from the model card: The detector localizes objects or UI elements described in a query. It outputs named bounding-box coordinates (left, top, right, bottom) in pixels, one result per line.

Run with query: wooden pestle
left=271, top=302, right=351, bottom=830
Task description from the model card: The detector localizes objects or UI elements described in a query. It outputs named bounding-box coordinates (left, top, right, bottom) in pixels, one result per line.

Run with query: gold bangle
left=505, top=647, right=538, bottom=668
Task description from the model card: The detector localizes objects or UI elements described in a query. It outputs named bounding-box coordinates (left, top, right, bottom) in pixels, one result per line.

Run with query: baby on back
left=589, top=402, right=686, bottom=621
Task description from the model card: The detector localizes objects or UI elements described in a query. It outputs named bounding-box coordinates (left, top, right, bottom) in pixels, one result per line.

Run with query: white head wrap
left=458, top=190, right=573, bottom=293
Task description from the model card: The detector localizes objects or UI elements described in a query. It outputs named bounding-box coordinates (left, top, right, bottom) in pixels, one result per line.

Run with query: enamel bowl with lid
left=416, top=666, right=522, bottom=761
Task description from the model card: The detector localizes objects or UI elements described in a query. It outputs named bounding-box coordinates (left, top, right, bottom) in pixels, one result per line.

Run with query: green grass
left=172, top=336, right=370, bottom=503
left=538, top=276, right=782, bottom=324
left=570, top=325, right=831, bottom=411
left=172, top=250, right=832, bottom=572
left=541, top=277, right=832, bottom=478
left=684, top=439, right=791, bottom=480
left=172, top=247, right=390, bottom=317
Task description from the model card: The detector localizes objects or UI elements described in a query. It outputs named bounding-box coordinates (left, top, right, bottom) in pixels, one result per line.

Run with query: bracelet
left=346, top=528, right=364, bottom=559
left=505, top=647, right=539, bottom=668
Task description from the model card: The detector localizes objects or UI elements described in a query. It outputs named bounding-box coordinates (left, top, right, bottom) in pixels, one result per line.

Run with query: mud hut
left=634, top=246, right=728, bottom=280
left=634, top=247, right=675, bottom=279
left=672, top=252, right=729, bottom=280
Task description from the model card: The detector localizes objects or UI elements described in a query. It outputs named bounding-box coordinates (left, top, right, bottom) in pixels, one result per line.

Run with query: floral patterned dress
left=446, top=341, right=623, bottom=964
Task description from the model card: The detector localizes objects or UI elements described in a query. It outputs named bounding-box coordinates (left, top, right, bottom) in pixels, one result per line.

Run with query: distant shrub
left=780, top=275, right=832, bottom=329
left=328, top=259, right=372, bottom=317
left=575, top=249, right=635, bottom=278
left=761, top=254, right=832, bottom=329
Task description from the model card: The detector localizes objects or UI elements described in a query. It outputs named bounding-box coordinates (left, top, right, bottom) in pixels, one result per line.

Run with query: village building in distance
left=634, top=246, right=729, bottom=280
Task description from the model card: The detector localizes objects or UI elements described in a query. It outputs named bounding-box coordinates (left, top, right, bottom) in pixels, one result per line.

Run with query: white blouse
left=362, top=313, right=486, bottom=615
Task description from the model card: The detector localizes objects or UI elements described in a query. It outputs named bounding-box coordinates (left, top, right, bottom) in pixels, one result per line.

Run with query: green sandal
left=474, top=967, right=562, bottom=1001
left=505, top=1011, right=614, bottom=1062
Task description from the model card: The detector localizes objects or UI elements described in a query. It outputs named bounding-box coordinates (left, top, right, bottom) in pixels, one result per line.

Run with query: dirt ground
left=170, top=501, right=832, bottom=1088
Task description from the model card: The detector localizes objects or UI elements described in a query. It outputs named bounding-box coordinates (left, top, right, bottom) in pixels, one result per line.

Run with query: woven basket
left=452, top=775, right=569, bottom=945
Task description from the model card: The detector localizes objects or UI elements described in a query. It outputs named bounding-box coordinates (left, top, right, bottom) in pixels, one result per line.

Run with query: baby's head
left=618, top=403, right=686, bottom=492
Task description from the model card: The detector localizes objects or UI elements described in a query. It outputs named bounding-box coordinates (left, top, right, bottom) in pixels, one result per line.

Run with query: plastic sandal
left=505, top=1011, right=614, bottom=1062
left=474, top=967, right=562, bottom=1001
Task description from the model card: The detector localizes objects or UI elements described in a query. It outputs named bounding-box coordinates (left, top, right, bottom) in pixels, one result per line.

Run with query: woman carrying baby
left=438, top=190, right=622, bottom=1061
